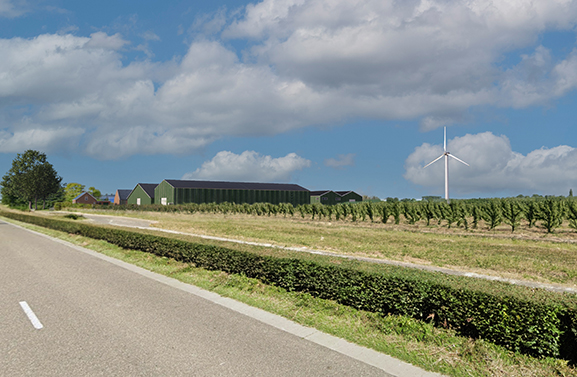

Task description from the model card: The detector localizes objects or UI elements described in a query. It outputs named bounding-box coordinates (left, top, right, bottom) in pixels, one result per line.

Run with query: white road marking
left=19, top=301, right=44, bottom=329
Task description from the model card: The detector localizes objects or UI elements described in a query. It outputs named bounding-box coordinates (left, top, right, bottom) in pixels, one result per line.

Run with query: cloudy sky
left=1, top=0, right=577, bottom=199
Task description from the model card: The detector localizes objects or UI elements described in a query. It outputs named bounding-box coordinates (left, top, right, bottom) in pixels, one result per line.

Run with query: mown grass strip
left=3, top=216, right=576, bottom=377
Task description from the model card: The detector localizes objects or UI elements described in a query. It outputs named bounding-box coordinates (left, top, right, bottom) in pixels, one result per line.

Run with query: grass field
left=62, top=209, right=577, bottom=289
left=4, top=214, right=576, bottom=377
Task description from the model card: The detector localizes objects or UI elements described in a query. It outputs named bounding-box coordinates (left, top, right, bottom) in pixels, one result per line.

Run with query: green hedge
left=3, top=210, right=576, bottom=361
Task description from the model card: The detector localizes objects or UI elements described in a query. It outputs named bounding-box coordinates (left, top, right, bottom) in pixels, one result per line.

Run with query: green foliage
left=1, top=150, right=62, bottom=210
left=63, top=213, right=84, bottom=220
left=391, top=202, right=402, bottom=225
left=364, top=202, right=375, bottom=222
left=538, top=198, right=565, bottom=234
left=402, top=202, right=421, bottom=225
left=4, top=209, right=577, bottom=362
left=379, top=203, right=390, bottom=224
left=482, top=201, right=502, bottom=230
left=88, top=186, right=102, bottom=200
left=65, top=183, right=85, bottom=202
left=501, top=199, right=524, bottom=233
left=420, top=202, right=436, bottom=226
left=523, top=200, right=539, bottom=228
left=470, top=204, right=483, bottom=229
left=566, top=201, right=577, bottom=231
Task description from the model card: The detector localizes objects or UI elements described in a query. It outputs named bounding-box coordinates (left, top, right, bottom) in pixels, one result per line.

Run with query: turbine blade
left=423, top=154, right=444, bottom=168
left=444, top=127, right=447, bottom=152
left=448, top=154, right=469, bottom=166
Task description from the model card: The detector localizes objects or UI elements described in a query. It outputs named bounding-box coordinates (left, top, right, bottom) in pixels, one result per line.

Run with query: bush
left=2, top=209, right=576, bottom=361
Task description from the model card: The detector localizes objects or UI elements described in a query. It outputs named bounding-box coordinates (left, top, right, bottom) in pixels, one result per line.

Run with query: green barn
left=310, top=190, right=363, bottom=205
left=154, top=180, right=310, bottom=206
left=127, top=183, right=158, bottom=205
left=336, top=191, right=363, bottom=203
left=310, top=190, right=340, bottom=205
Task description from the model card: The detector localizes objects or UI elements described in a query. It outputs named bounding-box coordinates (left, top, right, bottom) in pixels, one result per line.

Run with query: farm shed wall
left=154, top=180, right=310, bottom=206
left=310, top=191, right=341, bottom=205
left=127, top=184, right=155, bottom=205
left=339, top=191, right=362, bottom=203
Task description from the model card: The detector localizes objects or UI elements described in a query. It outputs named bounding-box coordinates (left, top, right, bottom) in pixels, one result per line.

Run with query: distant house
left=72, top=192, right=98, bottom=205
left=310, top=190, right=362, bottom=205
left=127, top=184, right=158, bottom=205
left=114, top=189, right=131, bottom=205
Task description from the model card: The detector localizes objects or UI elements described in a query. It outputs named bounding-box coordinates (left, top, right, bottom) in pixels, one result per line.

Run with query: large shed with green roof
left=154, top=179, right=310, bottom=206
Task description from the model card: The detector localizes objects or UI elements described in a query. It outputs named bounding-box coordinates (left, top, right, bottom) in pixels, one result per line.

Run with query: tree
left=1, top=150, right=62, bottom=210
left=88, top=187, right=102, bottom=200
left=566, top=200, right=577, bottom=231
left=482, top=201, right=502, bottom=230
left=403, top=202, right=421, bottom=225
left=522, top=200, right=539, bottom=228
left=379, top=203, right=390, bottom=224
left=501, top=199, right=523, bottom=232
left=64, top=183, right=85, bottom=202
left=470, top=204, right=483, bottom=229
left=537, top=198, right=564, bottom=234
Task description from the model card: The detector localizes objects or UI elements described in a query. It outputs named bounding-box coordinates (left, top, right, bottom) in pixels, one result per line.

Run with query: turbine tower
left=423, top=127, right=469, bottom=203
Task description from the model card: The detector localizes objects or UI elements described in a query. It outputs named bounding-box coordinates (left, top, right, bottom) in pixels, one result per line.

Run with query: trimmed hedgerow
left=2, top=210, right=576, bottom=361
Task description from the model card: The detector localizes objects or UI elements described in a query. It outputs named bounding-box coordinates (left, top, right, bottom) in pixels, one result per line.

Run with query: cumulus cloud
left=182, top=150, right=311, bottom=182
left=2, top=1, right=577, bottom=158
left=325, top=153, right=355, bottom=169
left=404, top=132, right=577, bottom=196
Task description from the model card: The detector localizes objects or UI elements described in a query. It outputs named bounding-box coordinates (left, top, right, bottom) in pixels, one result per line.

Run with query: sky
left=1, top=0, right=577, bottom=200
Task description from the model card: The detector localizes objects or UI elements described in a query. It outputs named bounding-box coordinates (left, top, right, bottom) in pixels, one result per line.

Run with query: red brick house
left=72, top=192, right=98, bottom=205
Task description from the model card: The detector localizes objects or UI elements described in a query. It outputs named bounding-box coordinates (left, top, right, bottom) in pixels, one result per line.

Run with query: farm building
left=310, top=190, right=362, bottom=205
left=336, top=191, right=363, bottom=203
left=72, top=192, right=98, bottom=205
left=154, top=179, right=310, bottom=206
left=114, top=189, right=131, bottom=205
left=310, top=190, right=341, bottom=205
left=127, top=184, right=158, bottom=205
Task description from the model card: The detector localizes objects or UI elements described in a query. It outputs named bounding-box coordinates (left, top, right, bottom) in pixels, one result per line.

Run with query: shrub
left=3, top=210, right=576, bottom=362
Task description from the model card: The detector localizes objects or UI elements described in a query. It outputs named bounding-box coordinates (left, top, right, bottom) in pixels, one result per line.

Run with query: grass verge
left=4, top=217, right=576, bottom=377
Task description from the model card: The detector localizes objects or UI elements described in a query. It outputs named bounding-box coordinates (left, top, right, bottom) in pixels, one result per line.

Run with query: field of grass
left=60, top=209, right=577, bottom=289
left=4, top=216, right=576, bottom=377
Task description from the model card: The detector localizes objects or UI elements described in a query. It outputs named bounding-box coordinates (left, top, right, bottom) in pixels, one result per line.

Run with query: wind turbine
left=423, top=127, right=469, bottom=203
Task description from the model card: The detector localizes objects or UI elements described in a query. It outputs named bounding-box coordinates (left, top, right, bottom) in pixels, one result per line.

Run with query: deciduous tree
left=64, top=183, right=85, bottom=202
left=1, top=150, right=62, bottom=210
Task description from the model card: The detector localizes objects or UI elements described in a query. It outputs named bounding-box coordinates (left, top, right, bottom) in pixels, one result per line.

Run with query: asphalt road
left=0, top=219, right=426, bottom=377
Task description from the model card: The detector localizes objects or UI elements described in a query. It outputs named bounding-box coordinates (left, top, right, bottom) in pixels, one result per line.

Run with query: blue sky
left=1, top=0, right=577, bottom=200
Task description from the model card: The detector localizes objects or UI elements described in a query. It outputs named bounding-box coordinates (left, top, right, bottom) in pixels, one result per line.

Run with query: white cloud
left=404, top=131, right=577, bottom=196
left=2, top=1, right=577, bottom=158
left=183, top=150, right=311, bottom=182
left=0, top=0, right=26, bottom=18
left=325, top=153, right=355, bottom=169
left=0, top=123, right=83, bottom=153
